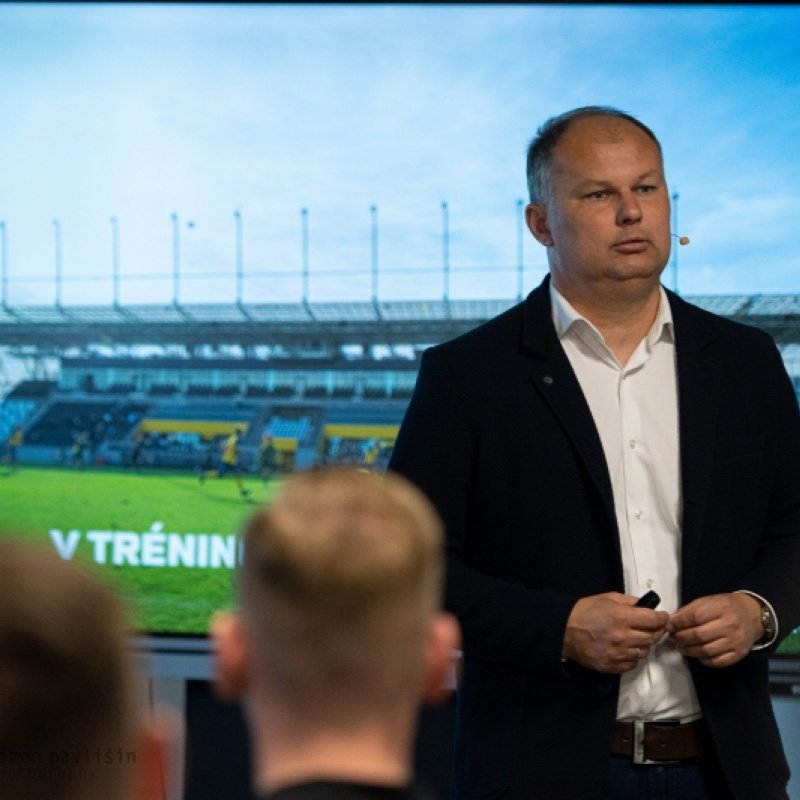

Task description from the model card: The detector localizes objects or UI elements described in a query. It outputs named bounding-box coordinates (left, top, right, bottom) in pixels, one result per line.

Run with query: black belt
left=611, top=720, right=705, bottom=764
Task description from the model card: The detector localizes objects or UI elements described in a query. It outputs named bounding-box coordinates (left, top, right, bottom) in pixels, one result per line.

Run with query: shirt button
left=635, top=510, right=643, bottom=520
left=646, top=579, right=654, bottom=588
left=629, top=439, right=636, bottom=449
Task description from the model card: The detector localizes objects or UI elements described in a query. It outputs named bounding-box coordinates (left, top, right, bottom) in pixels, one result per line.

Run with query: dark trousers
left=603, top=755, right=734, bottom=800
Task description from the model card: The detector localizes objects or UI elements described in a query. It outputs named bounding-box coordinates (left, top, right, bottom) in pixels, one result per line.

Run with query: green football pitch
left=0, top=464, right=279, bottom=634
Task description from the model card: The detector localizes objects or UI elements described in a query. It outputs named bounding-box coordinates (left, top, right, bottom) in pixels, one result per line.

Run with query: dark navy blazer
left=389, top=276, right=800, bottom=800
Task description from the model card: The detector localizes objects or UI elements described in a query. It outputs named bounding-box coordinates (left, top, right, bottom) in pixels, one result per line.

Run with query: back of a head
left=239, top=468, right=444, bottom=725
left=0, top=540, right=134, bottom=800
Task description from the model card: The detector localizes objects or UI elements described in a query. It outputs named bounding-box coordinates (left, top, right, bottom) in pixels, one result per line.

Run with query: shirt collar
left=550, top=282, right=674, bottom=347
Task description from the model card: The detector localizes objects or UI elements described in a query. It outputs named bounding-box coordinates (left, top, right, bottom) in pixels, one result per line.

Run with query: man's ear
left=210, top=610, right=250, bottom=702
left=420, top=612, right=461, bottom=706
left=525, top=203, right=554, bottom=247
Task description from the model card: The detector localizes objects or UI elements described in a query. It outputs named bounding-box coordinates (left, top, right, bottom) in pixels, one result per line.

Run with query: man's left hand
left=666, top=593, right=763, bottom=668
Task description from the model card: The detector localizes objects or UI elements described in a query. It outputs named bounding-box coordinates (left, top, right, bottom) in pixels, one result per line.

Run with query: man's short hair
left=238, top=468, right=444, bottom=725
left=0, top=541, right=134, bottom=800
left=526, top=106, right=663, bottom=205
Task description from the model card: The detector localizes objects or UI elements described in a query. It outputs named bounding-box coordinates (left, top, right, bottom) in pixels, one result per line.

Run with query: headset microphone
left=672, top=234, right=690, bottom=246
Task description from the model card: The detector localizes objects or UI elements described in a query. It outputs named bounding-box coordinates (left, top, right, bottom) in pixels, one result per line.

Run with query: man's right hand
left=562, top=592, right=669, bottom=673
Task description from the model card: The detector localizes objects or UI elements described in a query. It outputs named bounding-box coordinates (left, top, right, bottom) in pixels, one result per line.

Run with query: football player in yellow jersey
left=4, top=425, right=23, bottom=473
left=200, top=427, right=251, bottom=497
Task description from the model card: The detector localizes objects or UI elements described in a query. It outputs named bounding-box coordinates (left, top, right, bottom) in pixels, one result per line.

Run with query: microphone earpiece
left=672, top=234, right=690, bottom=246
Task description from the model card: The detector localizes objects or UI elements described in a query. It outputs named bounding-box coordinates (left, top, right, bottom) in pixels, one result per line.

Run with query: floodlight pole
left=52, top=218, right=62, bottom=307
left=517, top=198, right=524, bottom=301
left=234, top=210, right=243, bottom=305
left=171, top=213, right=180, bottom=306
left=371, top=204, right=378, bottom=304
left=442, top=201, right=449, bottom=304
left=0, top=221, right=7, bottom=308
left=111, top=216, right=120, bottom=307
left=301, top=208, right=309, bottom=304
left=671, top=191, right=680, bottom=295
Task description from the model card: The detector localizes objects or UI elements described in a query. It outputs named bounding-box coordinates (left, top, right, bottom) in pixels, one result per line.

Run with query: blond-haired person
left=212, top=468, right=459, bottom=800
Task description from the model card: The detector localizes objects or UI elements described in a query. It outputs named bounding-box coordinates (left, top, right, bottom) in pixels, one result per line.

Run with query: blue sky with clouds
left=1, top=3, right=799, bottom=305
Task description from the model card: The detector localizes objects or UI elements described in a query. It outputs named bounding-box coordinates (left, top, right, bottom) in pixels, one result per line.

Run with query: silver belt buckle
left=632, top=719, right=680, bottom=765
left=633, top=719, right=656, bottom=765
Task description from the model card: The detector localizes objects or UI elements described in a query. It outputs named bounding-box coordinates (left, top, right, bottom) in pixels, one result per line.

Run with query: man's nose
left=616, top=191, right=643, bottom=225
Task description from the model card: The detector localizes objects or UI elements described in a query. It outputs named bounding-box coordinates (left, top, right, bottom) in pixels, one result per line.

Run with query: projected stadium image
left=2, top=4, right=800, bottom=658
left=0, top=350, right=413, bottom=634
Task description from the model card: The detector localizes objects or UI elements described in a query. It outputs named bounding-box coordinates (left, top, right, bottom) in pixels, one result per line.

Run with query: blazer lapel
left=521, top=278, right=619, bottom=540
left=667, top=290, right=722, bottom=598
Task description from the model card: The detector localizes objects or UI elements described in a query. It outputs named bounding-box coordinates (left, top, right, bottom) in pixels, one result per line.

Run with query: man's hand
left=562, top=592, right=669, bottom=674
left=666, top=593, right=763, bottom=668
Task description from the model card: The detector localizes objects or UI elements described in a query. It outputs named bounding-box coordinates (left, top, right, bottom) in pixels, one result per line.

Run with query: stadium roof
left=3, top=295, right=800, bottom=351
left=61, top=355, right=421, bottom=371
left=0, top=299, right=517, bottom=350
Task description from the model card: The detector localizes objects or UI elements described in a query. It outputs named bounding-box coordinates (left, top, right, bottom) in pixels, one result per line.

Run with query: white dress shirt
left=551, top=283, right=702, bottom=722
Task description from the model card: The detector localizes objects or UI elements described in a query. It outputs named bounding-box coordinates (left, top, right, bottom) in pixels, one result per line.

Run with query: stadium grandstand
left=4, top=294, right=800, bottom=474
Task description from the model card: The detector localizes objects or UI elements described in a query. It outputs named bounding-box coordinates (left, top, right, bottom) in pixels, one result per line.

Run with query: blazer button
left=597, top=679, right=613, bottom=695
left=543, top=375, right=554, bottom=385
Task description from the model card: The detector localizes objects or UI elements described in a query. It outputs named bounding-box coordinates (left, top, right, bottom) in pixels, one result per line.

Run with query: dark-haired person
left=0, top=540, right=169, bottom=800
left=128, top=430, right=145, bottom=473
left=389, top=106, right=800, bottom=799
left=212, top=468, right=459, bottom=800
left=259, top=432, right=279, bottom=486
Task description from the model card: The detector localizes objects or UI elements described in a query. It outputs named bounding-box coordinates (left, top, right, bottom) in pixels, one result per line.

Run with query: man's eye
left=638, top=185, right=655, bottom=194
left=587, top=190, right=606, bottom=199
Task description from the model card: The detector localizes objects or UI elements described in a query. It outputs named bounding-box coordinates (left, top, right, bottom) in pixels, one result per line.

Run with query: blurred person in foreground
left=0, top=540, right=169, bottom=800
left=389, top=106, right=800, bottom=799
left=212, top=468, right=460, bottom=800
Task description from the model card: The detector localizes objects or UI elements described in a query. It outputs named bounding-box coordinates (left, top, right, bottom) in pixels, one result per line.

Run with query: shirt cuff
left=734, top=590, right=779, bottom=650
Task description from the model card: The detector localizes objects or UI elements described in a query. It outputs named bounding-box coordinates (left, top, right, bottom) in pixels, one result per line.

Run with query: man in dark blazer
left=388, top=107, right=800, bottom=800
